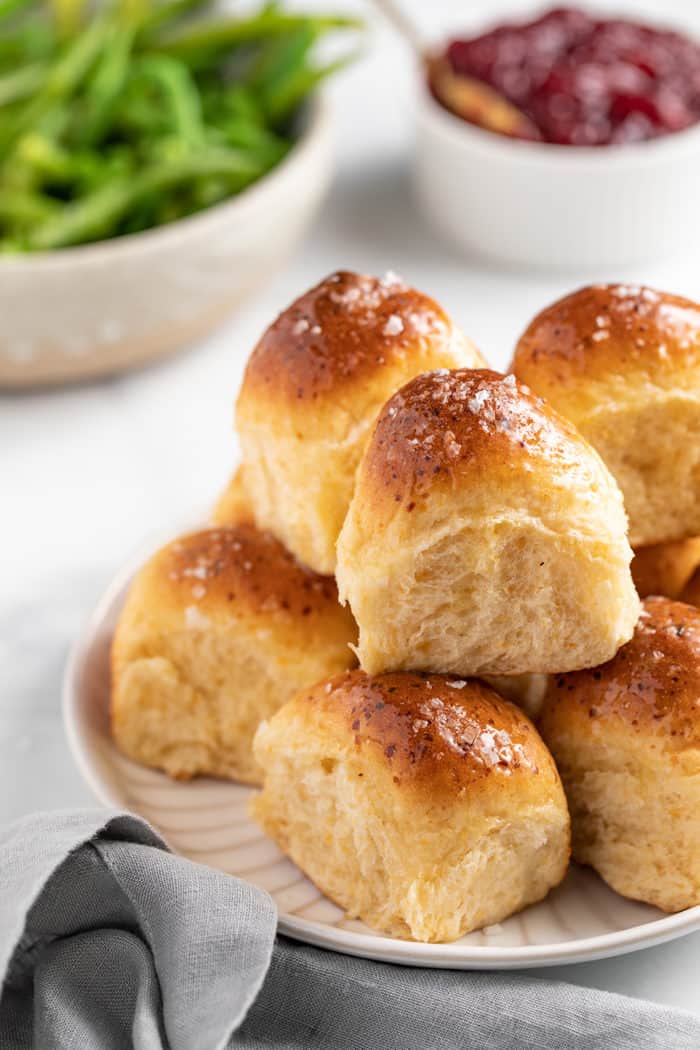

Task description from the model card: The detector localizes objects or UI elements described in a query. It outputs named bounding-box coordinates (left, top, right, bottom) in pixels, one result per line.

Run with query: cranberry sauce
left=443, top=7, right=700, bottom=145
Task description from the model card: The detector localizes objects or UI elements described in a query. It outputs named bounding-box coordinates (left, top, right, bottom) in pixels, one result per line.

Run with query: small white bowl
left=414, top=88, right=700, bottom=270
left=0, top=97, right=332, bottom=387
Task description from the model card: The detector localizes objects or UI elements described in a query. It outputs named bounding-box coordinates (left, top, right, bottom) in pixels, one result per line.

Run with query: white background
left=2, top=0, right=700, bottom=1016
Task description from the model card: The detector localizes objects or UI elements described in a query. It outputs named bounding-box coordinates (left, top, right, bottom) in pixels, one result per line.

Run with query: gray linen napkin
left=0, top=810, right=698, bottom=1050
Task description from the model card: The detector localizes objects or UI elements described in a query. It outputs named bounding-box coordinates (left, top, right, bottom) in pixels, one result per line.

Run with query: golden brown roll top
left=292, top=670, right=558, bottom=797
left=337, top=368, right=638, bottom=677
left=540, top=596, right=700, bottom=752
left=631, top=538, right=700, bottom=600
left=681, top=569, right=700, bottom=608
left=238, top=270, right=476, bottom=410
left=513, top=283, right=700, bottom=397
left=538, top=596, right=700, bottom=912
left=358, top=368, right=615, bottom=524
left=511, top=284, right=700, bottom=547
left=114, top=524, right=346, bottom=650
left=253, top=670, right=570, bottom=941
left=211, top=465, right=253, bottom=527
left=112, top=524, right=357, bottom=785
left=234, top=271, right=485, bottom=574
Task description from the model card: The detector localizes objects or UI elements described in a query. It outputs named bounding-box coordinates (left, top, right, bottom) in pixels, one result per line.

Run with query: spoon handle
left=370, top=0, right=427, bottom=57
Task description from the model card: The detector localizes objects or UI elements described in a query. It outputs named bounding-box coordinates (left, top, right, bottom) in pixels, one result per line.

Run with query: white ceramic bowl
left=63, top=531, right=700, bottom=970
left=414, top=88, right=700, bottom=270
left=0, top=97, right=332, bottom=387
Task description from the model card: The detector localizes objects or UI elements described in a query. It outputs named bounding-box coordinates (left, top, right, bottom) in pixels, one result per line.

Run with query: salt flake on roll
left=111, top=524, right=357, bottom=785
left=227, top=270, right=485, bottom=575
left=336, top=368, right=639, bottom=677
left=539, top=596, right=700, bottom=913
left=512, top=283, right=700, bottom=548
left=252, top=671, right=570, bottom=943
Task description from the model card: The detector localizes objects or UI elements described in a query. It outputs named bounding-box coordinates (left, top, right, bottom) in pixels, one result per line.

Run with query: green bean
left=119, top=191, right=159, bottom=233
left=76, top=25, right=135, bottom=145
left=0, top=186, right=57, bottom=224
left=215, top=118, right=288, bottom=165
left=155, top=11, right=360, bottom=66
left=247, top=23, right=317, bottom=91
left=201, top=82, right=263, bottom=126
left=50, top=0, right=87, bottom=39
left=15, top=131, right=74, bottom=177
left=0, top=61, right=46, bottom=106
left=191, top=176, right=230, bottom=208
left=0, top=18, right=55, bottom=67
left=0, top=0, right=33, bottom=22
left=262, top=51, right=359, bottom=124
left=0, top=15, right=110, bottom=149
left=137, top=0, right=214, bottom=41
left=114, top=82, right=171, bottom=135
left=14, top=131, right=107, bottom=187
left=32, top=99, right=70, bottom=139
left=129, top=54, right=204, bottom=148
left=27, top=147, right=267, bottom=248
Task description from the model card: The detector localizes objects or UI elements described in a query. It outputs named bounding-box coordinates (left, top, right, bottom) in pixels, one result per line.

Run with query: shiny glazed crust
left=111, top=525, right=357, bottom=784
left=538, top=597, right=700, bottom=912
left=291, top=670, right=560, bottom=797
left=540, top=597, right=700, bottom=750
left=682, top=569, right=700, bottom=608
left=631, top=538, right=700, bottom=600
left=358, top=368, right=608, bottom=515
left=253, top=670, right=570, bottom=941
left=337, top=368, right=638, bottom=676
left=234, top=271, right=485, bottom=574
left=511, top=284, right=700, bottom=546
left=238, top=270, right=478, bottom=406
left=211, top=465, right=253, bottom=527
left=141, top=524, right=341, bottom=623
left=513, top=284, right=700, bottom=392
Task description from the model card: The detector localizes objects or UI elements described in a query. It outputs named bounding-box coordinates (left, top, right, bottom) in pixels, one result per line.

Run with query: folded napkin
left=0, top=811, right=698, bottom=1050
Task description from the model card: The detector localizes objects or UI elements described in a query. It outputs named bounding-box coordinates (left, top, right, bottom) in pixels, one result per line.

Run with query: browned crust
left=632, top=538, right=700, bottom=600
left=360, top=367, right=597, bottom=510
left=151, top=525, right=341, bottom=620
left=211, top=466, right=254, bottom=527
left=682, top=569, right=700, bottom=609
left=237, top=271, right=465, bottom=405
left=512, top=284, right=700, bottom=386
left=539, top=596, right=700, bottom=749
left=300, top=670, right=559, bottom=792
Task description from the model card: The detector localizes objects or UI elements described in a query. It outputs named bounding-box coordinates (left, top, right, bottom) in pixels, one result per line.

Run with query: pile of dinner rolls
left=111, top=272, right=700, bottom=943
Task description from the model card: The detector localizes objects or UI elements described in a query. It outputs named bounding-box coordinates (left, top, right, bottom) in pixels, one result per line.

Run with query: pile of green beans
left=0, top=0, right=360, bottom=251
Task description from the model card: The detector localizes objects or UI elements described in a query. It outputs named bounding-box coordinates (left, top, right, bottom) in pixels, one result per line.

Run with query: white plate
left=63, top=550, right=700, bottom=970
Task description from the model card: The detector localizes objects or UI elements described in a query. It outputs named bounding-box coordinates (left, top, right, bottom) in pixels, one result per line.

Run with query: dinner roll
left=681, top=568, right=700, bottom=608
left=212, top=465, right=252, bottom=526
left=235, top=270, right=485, bottom=574
left=336, top=368, right=639, bottom=676
left=539, top=597, right=700, bottom=913
left=252, top=671, right=570, bottom=942
left=481, top=674, right=549, bottom=720
left=512, top=284, right=700, bottom=547
left=112, top=524, right=357, bottom=785
left=632, top=537, right=700, bottom=599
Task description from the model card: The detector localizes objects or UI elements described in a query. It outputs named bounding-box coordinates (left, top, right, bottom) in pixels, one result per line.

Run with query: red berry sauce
left=444, top=7, right=700, bottom=144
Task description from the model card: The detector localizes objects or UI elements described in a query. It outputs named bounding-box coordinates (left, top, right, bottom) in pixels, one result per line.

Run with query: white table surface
left=2, top=0, right=700, bottom=1019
